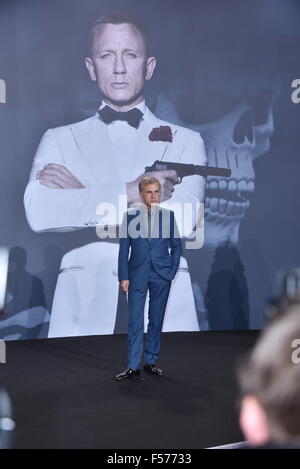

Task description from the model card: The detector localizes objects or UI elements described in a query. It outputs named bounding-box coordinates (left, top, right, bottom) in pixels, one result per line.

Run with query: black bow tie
left=98, top=105, right=143, bottom=129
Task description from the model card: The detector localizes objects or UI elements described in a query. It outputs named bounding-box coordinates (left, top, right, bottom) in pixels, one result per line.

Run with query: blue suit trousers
left=127, top=260, right=171, bottom=370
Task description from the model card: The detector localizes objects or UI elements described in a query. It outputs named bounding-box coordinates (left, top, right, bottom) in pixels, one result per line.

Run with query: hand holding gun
left=145, top=160, right=231, bottom=183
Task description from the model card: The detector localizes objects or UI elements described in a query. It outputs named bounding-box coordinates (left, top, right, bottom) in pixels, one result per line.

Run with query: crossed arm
left=24, top=127, right=206, bottom=235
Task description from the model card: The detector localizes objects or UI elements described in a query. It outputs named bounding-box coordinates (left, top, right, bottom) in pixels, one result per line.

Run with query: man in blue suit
left=116, top=177, right=182, bottom=380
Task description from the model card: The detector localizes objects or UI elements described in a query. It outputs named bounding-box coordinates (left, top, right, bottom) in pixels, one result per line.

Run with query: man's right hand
left=120, top=280, right=129, bottom=292
left=126, top=170, right=178, bottom=205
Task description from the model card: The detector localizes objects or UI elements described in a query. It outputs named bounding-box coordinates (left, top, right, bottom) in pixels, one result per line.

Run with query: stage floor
left=0, top=330, right=258, bottom=449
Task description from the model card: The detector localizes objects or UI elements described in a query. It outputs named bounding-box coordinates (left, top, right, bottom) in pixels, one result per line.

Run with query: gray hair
left=138, top=177, right=161, bottom=193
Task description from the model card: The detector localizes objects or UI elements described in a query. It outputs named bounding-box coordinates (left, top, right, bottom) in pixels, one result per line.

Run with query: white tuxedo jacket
left=24, top=107, right=207, bottom=337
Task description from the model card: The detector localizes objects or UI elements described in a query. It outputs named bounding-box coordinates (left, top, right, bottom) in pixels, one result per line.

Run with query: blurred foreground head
left=238, top=303, right=300, bottom=447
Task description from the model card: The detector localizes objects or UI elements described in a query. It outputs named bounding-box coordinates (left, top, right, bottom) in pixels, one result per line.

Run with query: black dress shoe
left=143, top=364, right=163, bottom=376
left=115, top=368, right=140, bottom=381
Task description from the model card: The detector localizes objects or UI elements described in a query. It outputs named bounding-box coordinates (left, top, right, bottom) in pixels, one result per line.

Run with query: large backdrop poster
left=0, top=0, right=300, bottom=340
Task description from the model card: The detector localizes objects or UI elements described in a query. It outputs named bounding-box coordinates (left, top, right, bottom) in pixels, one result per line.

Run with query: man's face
left=140, top=183, right=161, bottom=208
left=85, top=23, right=156, bottom=110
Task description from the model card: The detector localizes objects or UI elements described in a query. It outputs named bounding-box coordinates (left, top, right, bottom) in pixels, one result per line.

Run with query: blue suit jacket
left=118, top=205, right=182, bottom=284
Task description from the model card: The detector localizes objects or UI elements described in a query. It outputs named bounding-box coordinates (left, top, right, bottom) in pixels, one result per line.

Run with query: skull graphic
left=153, top=74, right=281, bottom=248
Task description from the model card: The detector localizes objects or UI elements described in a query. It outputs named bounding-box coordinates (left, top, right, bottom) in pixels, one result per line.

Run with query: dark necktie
left=98, top=105, right=143, bottom=129
left=148, top=210, right=151, bottom=240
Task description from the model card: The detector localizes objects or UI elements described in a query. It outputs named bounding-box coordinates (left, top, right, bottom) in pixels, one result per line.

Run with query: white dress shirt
left=99, top=100, right=146, bottom=183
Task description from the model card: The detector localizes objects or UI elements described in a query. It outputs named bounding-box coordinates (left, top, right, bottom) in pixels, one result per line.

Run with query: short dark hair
left=238, top=304, right=300, bottom=442
left=89, top=10, right=150, bottom=58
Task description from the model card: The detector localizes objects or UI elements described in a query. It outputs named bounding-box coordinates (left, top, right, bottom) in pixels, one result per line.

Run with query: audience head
left=238, top=303, right=300, bottom=447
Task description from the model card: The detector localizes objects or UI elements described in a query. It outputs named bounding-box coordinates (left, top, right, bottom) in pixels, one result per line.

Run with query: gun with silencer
left=145, top=160, right=231, bottom=183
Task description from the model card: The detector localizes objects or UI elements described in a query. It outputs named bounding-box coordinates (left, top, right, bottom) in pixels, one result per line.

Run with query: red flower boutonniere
left=148, top=126, right=173, bottom=142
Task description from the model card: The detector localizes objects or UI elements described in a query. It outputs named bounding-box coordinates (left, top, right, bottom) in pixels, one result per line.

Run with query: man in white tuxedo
left=24, top=11, right=207, bottom=338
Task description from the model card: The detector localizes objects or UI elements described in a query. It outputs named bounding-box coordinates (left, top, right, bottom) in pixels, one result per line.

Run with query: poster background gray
left=1, top=0, right=300, bottom=339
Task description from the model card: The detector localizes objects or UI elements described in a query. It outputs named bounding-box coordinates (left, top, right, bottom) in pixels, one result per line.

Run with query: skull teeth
left=206, top=178, right=255, bottom=202
left=205, top=197, right=250, bottom=217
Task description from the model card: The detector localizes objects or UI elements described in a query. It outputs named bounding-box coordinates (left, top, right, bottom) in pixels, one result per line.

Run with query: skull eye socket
left=233, top=109, right=254, bottom=144
left=249, top=91, right=273, bottom=126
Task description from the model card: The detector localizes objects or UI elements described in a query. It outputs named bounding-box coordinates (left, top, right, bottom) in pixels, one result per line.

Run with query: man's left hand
left=37, top=163, right=85, bottom=189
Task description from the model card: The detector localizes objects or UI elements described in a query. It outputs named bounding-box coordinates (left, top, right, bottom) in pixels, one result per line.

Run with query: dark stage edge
left=0, top=330, right=258, bottom=449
